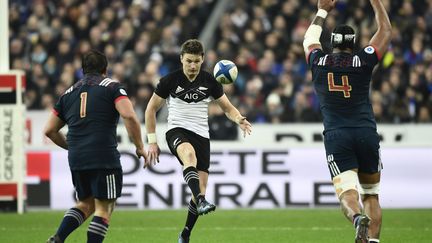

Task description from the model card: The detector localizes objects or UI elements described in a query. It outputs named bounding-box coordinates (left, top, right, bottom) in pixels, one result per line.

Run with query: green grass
left=1, top=209, right=431, bottom=242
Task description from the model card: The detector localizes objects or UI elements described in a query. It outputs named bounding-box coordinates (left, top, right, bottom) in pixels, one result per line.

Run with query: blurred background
left=8, top=0, right=432, bottom=129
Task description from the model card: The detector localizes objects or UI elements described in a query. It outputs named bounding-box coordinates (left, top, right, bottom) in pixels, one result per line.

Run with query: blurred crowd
left=9, top=0, right=432, bottom=127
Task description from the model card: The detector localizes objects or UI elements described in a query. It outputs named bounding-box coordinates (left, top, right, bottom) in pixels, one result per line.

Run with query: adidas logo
left=64, top=86, right=73, bottom=94
left=173, top=138, right=181, bottom=147
left=198, top=86, right=208, bottom=91
left=175, top=86, right=184, bottom=93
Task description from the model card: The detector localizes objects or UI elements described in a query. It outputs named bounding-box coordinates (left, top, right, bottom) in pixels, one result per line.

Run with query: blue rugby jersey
left=307, top=46, right=381, bottom=133
left=53, top=74, right=128, bottom=170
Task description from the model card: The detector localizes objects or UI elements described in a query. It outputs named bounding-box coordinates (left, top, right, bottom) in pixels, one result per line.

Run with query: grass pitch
left=0, top=209, right=431, bottom=243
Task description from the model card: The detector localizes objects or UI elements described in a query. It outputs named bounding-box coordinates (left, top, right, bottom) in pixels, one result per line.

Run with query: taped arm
left=303, top=9, right=328, bottom=62
left=369, top=0, right=392, bottom=60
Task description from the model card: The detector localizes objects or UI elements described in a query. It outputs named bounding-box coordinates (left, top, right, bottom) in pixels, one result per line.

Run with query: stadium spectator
left=44, top=50, right=147, bottom=243
left=303, top=0, right=391, bottom=242
left=144, top=39, right=251, bottom=243
left=208, top=102, right=239, bottom=140
left=9, top=0, right=432, bottom=126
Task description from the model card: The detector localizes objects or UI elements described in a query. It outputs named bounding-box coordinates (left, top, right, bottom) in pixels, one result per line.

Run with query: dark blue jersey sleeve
left=357, top=46, right=380, bottom=70
left=53, top=95, right=65, bottom=121
left=111, top=82, right=128, bottom=103
left=154, top=76, right=170, bottom=99
left=307, top=48, right=325, bottom=68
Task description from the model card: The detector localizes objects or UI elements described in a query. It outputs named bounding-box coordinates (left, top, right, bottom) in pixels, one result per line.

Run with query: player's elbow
left=120, top=111, right=137, bottom=121
left=144, top=105, right=158, bottom=119
left=385, top=28, right=392, bottom=39
left=381, top=24, right=392, bottom=35
left=44, top=127, right=57, bottom=140
left=380, top=28, right=392, bottom=45
left=379, top=22, right=392, bottom=36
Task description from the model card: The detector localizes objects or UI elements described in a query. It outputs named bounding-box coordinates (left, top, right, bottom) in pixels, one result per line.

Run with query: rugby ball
left=213, top=60, right=238, bottom=84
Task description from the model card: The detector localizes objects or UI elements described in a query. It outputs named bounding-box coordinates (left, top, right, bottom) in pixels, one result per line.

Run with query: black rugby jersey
left=155, top=69, right=224, bottom=138
left=307, top=46, right=380, bottom=132
left=53, top=74, right=128, bottom=170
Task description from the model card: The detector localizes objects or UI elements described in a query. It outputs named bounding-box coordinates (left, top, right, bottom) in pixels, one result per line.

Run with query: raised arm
left=215, top=94, right=252, bottom=138
left=303, top=0, right=337, bottom=60
left=144, top=93, right=166, bottom=167
left=369, top=0, right=392, bottom=57
left=115, top=98, right=147, bottom=161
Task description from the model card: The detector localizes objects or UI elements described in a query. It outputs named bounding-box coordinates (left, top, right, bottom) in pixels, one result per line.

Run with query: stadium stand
left=8, top=0, right=432, bottom=124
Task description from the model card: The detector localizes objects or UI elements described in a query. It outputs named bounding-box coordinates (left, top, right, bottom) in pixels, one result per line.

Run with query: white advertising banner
left=0, top=105, right=24, bottom=184
left=50, top=147, right=432, bottom=210
left=27, top=111, right=432, bottom=148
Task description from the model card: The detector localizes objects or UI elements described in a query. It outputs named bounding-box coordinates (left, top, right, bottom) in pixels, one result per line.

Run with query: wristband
left=147, top=133, right=157, bottom=144
left=317, top=9, right=328, bottom=19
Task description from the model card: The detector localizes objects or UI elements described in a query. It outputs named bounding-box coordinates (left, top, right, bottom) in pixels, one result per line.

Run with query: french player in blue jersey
left=44, top=50, right=148, bottom=243
left=303, top=1, right=391, bottom=242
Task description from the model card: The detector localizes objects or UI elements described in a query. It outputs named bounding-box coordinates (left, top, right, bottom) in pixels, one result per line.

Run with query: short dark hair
left=82, top=50, right=108, bottom=74
left=331, top=25, right=355, bottom=50
left=180, top=39, right=204, bottom=56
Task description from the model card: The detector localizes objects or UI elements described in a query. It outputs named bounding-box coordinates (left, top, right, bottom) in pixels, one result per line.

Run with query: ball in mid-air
left=213, top=60, right=238, bottom=84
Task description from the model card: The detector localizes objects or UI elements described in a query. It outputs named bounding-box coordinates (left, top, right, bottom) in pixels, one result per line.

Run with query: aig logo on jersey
left=173, top=86, right=208, bottom=103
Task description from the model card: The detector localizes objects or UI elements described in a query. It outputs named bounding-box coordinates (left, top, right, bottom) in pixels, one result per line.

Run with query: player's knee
left=76, top=201, right=95, bottom=218
left=184, top=150, right=196, bottom=161
left=332, top=170, right=359, bottom=198
left=359, top=183, right=380, bottom=196
left=95, top=203, right=115, bottom=219
left=178, top=147, right=197, bottom=166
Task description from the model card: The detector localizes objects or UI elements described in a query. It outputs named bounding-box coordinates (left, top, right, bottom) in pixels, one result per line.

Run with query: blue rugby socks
left=56, top=207, right=86, bottom=241
left=87, top=216, right=109, bottom=243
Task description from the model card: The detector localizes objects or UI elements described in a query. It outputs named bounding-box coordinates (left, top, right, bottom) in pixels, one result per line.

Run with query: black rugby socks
left=183, top=166, right=201, bottom=199
left=181, top=199, right=199, bottom=239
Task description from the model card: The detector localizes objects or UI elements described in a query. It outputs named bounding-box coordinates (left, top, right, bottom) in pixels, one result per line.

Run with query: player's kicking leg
left=332, top=170, right=370, bottom=243
left=177, top=143, right=215, bottom=215
left=196, top=171, right=215, bottom=215
left=47, top=197, right=94, bottom=243
left=359, top=172, right=382, bottom=243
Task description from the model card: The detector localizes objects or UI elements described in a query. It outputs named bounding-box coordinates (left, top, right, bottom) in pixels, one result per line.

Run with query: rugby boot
left=46, top=234, right=62, bottom=243
left=197, top=197, right=216, bottom=215
left=178, top=232, right=190, bottom=243
left=354, top=215, right=371, bottom=243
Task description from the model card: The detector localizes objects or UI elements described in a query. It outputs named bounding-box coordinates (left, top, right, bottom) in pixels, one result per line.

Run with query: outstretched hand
left=144, top=143, right=160, bottom=168
left=318, top=0, right=337, bottom=12
left=136, top=147, right=149, bottom=168
left=238, top=116, right=252, bottom=138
